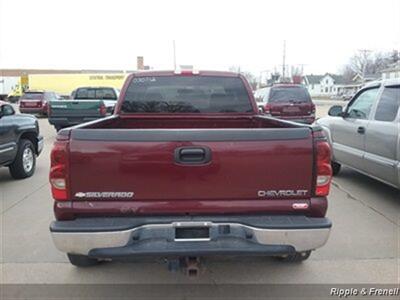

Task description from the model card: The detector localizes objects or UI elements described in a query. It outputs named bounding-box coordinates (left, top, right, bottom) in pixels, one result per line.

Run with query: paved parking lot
left=0, top=101, right=399, bottom=285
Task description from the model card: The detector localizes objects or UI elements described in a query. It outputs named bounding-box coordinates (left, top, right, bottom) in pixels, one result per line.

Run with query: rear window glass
left=374, top=86, right=400, bottom=122
left=21, top=93, right=43, bottom=100
left=74, top=88, right=117, bottom=100
left=254, top=88, right=270, bottom=103
left=121, top=76, right=253, bottom=113
left=269, top=87, right=311, bottom=103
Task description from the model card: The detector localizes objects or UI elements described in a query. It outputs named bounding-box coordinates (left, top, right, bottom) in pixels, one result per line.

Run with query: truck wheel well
left=19, top=132, right=38, bottom=154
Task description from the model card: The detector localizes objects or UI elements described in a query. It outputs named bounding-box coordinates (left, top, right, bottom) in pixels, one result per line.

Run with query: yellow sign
left=28, top=73, right=129, bottom=95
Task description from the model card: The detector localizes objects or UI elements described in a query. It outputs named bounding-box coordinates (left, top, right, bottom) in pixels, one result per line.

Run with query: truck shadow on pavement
left=64, top=256, right=312, bottom=284
left=333, top=166, right=400, bottom=205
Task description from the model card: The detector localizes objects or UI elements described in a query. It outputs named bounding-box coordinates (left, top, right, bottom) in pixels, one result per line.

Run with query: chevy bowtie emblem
left=75, top=192, right=86, bottom=198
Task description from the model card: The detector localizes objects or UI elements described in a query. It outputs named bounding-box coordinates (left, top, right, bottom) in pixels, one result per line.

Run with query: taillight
left=50, top=139, right=69, bottom=201
left=311, top=104, right=316, bottom=115
left=314, top=132, right=332, bottom=196
left=99, top=102, right=107, bottom=116
left=264, top=103, right=272, bottom=114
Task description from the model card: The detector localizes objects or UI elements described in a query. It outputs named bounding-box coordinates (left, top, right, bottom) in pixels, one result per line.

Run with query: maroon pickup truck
left=49, top=70, right=333, bottom=269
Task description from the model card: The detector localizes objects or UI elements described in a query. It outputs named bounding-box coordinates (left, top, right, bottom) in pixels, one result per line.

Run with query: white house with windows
left=302, top=75, right=323, bottom=96
left=381, top=62, right=400, bottom=80
left=303, top=73, right=346, bottom=97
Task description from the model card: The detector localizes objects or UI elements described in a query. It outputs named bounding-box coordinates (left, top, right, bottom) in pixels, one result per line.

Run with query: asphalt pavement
left=0, top=103, right=399, bottom=286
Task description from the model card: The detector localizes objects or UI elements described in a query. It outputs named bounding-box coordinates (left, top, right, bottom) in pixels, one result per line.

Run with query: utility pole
left=282, top=40, right=286, bottom=79
left=173, top=40, right=177, bottom=70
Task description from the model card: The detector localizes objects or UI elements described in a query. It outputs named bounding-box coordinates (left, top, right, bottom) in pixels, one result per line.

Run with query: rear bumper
left=19, top=107, right=44, bottom=114
left=48, top=117, right=101, bottom=127
left=50, top=215, right=331, bottom=258
left=263, top=114, right=315, bottom=124
left=278, top=116, right=315, bottom=124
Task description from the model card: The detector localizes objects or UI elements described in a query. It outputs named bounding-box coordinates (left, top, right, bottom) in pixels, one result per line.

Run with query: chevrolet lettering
left=258, top=190, right=309, bottom=197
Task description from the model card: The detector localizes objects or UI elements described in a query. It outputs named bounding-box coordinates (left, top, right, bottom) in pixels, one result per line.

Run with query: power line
left=282, top=40, right=286, bottom=78
left=173, top=40, right=177, bottom=70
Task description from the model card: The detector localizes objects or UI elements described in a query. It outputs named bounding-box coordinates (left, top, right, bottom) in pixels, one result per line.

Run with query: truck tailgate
left=49, top=100, right=102, bottom=117
left=68, top=128, right=314, bottom=202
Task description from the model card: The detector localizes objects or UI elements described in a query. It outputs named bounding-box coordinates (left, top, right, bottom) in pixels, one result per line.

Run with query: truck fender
left=17, top=128, right=40, bottom=154
left=319, top=125, right=336, bottom=161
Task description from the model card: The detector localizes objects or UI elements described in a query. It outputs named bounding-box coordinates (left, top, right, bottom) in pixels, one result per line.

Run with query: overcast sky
left=0, top=0, right=399, bottom=75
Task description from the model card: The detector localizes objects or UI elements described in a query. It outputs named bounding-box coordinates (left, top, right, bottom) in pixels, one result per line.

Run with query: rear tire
left=331, top=161, right=341, bottom=176
left=67, top=254, right=100, bottom=267
left=9, top=139, right=36, bottom=179
left=275, top=251, right=311, bottom=263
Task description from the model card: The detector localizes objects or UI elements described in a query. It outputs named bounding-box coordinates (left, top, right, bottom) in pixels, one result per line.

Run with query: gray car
left=316, top=78, right=400, bottom=189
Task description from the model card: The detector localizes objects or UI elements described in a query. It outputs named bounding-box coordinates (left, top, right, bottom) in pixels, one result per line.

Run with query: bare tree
left=390, top=49, right=399, bottom=63
left=349, top=50, right=372, bottom=78
left=228, top=66, right=258, bottom=90
left=341, top=65, right=357, bottom=83
left=344, top=50, right=399, bottom=81
left=228, top=66, right=241, bottom=73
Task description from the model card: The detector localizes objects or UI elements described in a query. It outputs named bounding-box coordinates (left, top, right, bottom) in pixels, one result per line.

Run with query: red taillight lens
left=99, top=103, right=107, bottom=116
left=50, top=140, right=69, bottom=201
left=264, top=103, right=271, bottom=114
left=311, top=104, right=316, bottom=114
left=314, top=133, right=332, bottom=197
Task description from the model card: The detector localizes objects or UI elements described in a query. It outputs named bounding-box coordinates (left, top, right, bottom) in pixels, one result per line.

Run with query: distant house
left=303, top=73, right=346, bottom=97
left=337, top=75, right=363, bottom=97
left=336, top=73, right=381, bottom=97
left=362, top=73, right=381, bottom=82
left=302, top=75, right=323, bottom=96
left=381, top=62, right=400, bottom=79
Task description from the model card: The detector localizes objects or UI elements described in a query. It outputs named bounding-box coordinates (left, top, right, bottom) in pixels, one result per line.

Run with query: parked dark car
left=19, top=91, right=58, bottom=116
left=0, top=101, right=44, bottom=179
left=316, top=78, right=400, bottom=189
left=256, top=84, right=316, bottom=124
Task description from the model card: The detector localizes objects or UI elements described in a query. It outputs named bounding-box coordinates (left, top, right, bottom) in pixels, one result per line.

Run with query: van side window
left=374, top=86, right=400, bottom=122
left=347, top=87, right=379, bottom=119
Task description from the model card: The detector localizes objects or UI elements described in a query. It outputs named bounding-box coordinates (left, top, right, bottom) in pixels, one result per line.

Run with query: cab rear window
left=74, top=88, right=117, bottom=100
left=269, top=87, right=311, bottom=103
left=21, top=93, right=43, bottom=100
left=121, top=76, right=253, bottom=113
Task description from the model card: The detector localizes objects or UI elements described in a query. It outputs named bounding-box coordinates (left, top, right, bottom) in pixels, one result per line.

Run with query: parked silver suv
left=316, top=78, right=400, bottom=189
